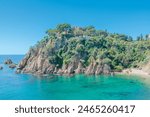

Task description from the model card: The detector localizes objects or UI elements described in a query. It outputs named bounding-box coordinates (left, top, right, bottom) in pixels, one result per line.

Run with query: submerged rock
left=0, top=66, right=3, bottom=70
left=4, top=59, right=13, bottom=64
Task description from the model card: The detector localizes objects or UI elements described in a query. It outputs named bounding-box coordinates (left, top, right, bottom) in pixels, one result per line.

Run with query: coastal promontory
left=16, top=24, right=150, bottom=76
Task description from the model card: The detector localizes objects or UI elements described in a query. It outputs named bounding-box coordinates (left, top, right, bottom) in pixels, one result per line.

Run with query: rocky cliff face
left=17, top=37, right=112, bottom=76
left=17, top=55, right=111, bottom=76
left=85, top=61, right=111, bottom=75
left=17, top=47, right=55, bottom=75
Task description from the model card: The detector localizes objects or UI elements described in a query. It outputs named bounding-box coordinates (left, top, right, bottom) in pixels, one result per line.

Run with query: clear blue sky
left=0, top=0, right=150, bottom=54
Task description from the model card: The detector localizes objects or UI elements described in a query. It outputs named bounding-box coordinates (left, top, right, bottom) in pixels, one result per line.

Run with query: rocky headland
left=16, top=24, right=150, bottom=76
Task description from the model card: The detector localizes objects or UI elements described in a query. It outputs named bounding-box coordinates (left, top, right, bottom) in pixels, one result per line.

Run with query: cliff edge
left=16, top=24, right=150, bottom=76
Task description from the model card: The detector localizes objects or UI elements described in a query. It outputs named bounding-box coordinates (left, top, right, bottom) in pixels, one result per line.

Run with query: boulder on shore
left=4, top=59, right=13, bottom=65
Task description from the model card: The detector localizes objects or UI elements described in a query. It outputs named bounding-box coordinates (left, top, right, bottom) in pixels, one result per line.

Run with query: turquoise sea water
left=0, top=55, right=150, bottom=100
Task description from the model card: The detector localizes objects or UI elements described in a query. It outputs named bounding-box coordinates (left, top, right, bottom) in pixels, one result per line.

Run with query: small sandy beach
left=116, top=68, right=150, bottom=79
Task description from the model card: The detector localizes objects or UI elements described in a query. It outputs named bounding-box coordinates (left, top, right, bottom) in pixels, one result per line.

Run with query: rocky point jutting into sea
left=16, top=24, right=150, bottom=76
left=16, top=46, right=111, bottom=75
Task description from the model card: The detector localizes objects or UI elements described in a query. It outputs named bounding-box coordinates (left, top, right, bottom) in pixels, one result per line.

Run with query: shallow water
left=0, top=55, right=150, bottom=100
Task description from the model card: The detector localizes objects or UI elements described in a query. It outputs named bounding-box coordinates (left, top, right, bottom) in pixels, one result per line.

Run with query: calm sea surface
left=0, top=55, right=150, bottom=100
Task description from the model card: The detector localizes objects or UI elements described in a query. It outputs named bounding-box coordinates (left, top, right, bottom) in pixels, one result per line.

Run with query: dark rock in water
left=0, top=66, right=3, bottom=70
left=4, top=59, right=13, bottom=65
left=9, top=64, right=17, bottom=69
left=130, top=81, right=134, bottom=84
left=82, top=85, right=90, bottom=88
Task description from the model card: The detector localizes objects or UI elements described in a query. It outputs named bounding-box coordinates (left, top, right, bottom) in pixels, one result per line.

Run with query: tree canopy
left=36, top=24, right=150, bottom=72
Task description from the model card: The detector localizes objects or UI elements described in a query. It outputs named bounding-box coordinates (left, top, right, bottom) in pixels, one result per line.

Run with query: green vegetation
left=35, top=23, right=150, bottom=72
